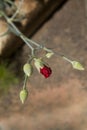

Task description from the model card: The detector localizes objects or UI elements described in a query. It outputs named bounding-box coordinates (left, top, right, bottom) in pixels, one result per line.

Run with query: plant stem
left=3, top=12, right=35, bottom=53
left=5, top=0, right=17, bottom=8
left=11, top=0, right=24, bottom=20
left=21, top=35, right=35, bottom=54
left=23, top=75, right=28, bottom=89
left=2, top=11, right=72, bottom=64
left=25, top=37, right=43, bottom=48
left=63, top=56, right=72, bottom=63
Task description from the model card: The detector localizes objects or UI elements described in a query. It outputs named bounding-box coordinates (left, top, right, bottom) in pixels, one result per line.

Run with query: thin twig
left=11, top=0, right=24, bottom=20
left=23, top=75, right=28, bottom=89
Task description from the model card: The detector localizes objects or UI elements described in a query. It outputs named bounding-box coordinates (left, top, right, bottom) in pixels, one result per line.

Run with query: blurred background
left=0, top=0, right=87, bottom=130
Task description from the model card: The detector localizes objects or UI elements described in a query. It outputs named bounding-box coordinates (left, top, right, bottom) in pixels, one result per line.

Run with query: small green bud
left=19, top=89, right=28, bottom=104
left=23, top=63, right=33, bottom=76
left=71, top=61, right=85, bottom=70
left=45, top=52, right=54, bottom=58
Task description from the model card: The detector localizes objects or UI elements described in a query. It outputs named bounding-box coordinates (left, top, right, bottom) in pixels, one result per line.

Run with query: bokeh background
left=0, top=0, right=87, bottom=130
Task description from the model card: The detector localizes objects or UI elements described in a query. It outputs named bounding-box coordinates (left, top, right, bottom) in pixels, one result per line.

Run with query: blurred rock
left=0, top=0, right=65, bottom=57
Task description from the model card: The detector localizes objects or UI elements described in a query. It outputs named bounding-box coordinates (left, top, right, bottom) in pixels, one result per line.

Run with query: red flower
left=34, top=58, right=52, bottom=78
left=40, top=65, right=52, bottom=78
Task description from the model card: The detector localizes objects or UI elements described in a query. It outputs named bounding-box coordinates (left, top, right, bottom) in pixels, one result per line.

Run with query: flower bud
left=71, top=61, right=84, bottom=70
left=19, top=89, right=28, bottom=104
left=23, top=63, right=33, bottom=76
left=45, top=52, right=54, bottom=58
left=34, top=58, right=52, bottom=78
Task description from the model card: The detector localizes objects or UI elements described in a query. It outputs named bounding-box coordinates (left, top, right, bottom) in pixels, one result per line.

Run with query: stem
left=5, top=0, right=17, bottom=8
left=63, top=56, right=72, bottom=63
left=3, top=12, right=35, bottom=53
left=11, top=0, right=24, bottom=20
left=3, top=12, right=21, bottom=36
left=1, top=12, right=40, bottom=48
left=0, top=29, right=10, bottom=37
left=2, top=11, right=73, bottom=64
left=25, top=37, right=43, bottom=48
left=43, top=46, right=73, bottom=63
left=21, top=35, right=35, bottom=54
left=23, top=75, right=28, bottom=89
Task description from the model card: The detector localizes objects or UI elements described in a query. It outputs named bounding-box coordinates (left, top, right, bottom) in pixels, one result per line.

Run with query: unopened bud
left=45, top=52, right=54, bottom=58
left=19, top=89, right=28, bottom=104
left=71, top=61, right=84, bottom=70
left=34, top=58, right=52, bottom=78
left=23, top=63, right=33, bottom=76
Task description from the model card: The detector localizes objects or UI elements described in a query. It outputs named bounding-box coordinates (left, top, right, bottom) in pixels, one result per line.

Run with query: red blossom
left=40, top=65, right=52, bottom=78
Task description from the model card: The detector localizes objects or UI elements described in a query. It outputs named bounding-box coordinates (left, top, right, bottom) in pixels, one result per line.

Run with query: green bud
left=45, top=52, right=54, bottom=58
left=23, top=63, right=33, bottom=76
left=71, top=61, right=85, bottom=70
left=19, top=89, right=28, bottom=104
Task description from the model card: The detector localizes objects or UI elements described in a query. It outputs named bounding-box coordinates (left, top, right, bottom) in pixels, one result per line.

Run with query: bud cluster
left=0, top=2, right=85, bottom=105
left=19, top=51, right=54, bottom=104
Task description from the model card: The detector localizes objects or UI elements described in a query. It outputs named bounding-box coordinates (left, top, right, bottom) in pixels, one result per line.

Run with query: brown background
left=0, top=0, right=87, bottom=130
